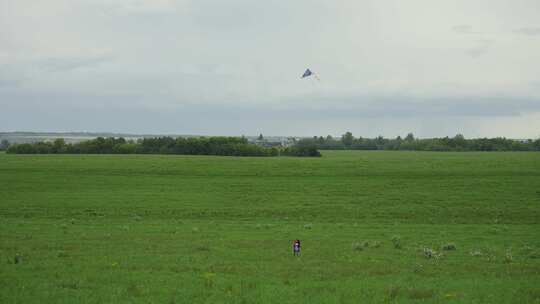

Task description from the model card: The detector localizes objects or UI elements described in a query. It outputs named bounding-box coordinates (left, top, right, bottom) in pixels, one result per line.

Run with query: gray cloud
left=452, top=25, right=494, bottom=57
left=0, top=78, right=22, bottom=89
left=2, top=93, right=539, bottom=138
left=513, top=27, right=540, bottom=36
left=0, top=65, right=25, bottom=89
left=37, top=56, right=113, bottom=72
left=1, top=1, right=540, bottom=138
left=452, top=25, right=481, bottom=35
left=465, top=39, right=494, bottom=57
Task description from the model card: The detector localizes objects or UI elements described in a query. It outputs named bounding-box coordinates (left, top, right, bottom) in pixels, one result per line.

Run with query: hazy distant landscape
left=0, top=132, right=294, bottom=146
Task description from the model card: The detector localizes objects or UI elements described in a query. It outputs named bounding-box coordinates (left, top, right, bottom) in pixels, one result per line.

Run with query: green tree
left=52, top=138, right=66, bottom=153
left=534, top=138, right=540, bottom=151
left=405, top=133, right=415, bottom=141
left=452, top=134, right=467, bottom=150
left=0, top=139, right=10, bottom=150
left=342, top=132, right=354, bottom=147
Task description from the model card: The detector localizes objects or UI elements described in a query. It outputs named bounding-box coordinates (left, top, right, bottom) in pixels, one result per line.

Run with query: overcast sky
left=1, top=0, right=540, bottom=138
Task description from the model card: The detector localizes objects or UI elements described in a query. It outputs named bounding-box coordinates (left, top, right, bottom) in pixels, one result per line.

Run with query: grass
left=0, top=151, right=539, bottom=303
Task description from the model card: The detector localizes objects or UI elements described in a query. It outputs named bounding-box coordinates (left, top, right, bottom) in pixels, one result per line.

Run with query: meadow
left=1, top=151, right=539, bottom=303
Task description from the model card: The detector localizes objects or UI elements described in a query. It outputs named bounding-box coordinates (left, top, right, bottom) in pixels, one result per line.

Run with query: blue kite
left=301, top=68, right=320, bottom=80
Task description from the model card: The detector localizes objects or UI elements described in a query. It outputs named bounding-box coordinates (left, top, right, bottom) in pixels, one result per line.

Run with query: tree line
left=298, top=132, right=540, bottom=151
left=0, top=139, right=10, bottom=151
left=5, top=136, right=321, bottom=157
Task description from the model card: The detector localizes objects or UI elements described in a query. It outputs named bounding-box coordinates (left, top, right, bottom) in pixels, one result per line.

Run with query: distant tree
left=113, top=143, right=137, bottom=154
left=7, top=143, right=36, bottom=154
left=282, top=145, right=321, bottom=157
left=52, top=138, right=66, bottom=153
left=342, top=132, right=354, bottom=147
left=452, top=134, right=467, bottom=150
left=405, top=133, right=415, bottom=141
left=534, top=138, right=540, bottom=151
left=454, top=134, right=465, bottom=141
left=258, top=134, right=264, bottom=140
left=0, top=139, right=10, bottom=150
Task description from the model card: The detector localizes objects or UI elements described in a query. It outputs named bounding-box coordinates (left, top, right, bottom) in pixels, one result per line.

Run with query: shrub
left=352, top=242, right=364, bottom=251
left=60, top=281, right=80, bottom=290
left=470, top=250, right=483, bottom=257
left=282, top=145, right=322, bottom=157
left=391, top=235, right=401, bottom=249
left=520, top=245, right=539, bottom=259
left=442, top=243, right=456, bottom=251
left=352, top=240, right=380, bottom=251
left=521, top=245, right=533, bottom=253
left=423, top=247, right=435, bottom=258
left=486, top=252, right=497, bottom=262
left=504, top=250, right=513, bottom=263
left=529, top=251, right=540, bottom=259
left=14, top=253, right=22, bottom=264
left=423, top=247, right=444, bottom=260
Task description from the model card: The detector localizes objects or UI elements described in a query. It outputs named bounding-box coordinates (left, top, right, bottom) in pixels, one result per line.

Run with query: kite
left=301, top=68, right=320, bottom=81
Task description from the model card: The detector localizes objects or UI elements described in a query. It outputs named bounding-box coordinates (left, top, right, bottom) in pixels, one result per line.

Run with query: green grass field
left=1, top=151, right=539, bottom=303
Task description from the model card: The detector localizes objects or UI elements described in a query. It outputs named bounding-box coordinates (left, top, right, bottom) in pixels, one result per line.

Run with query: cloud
left=451, top=25, right=493, bottom=57
left=1, top=1, right=540, bottom=137
left=0, top=64, right=26, bottom=89
left=513, top=27, right=540, bottom=36
left=2, top=91, right=539, bottom=138
left=0, top=78, right=22, bottom=89
left=97, top=0, right=180, bottom=16
left=464, top=39, right=494, bottom=58
left=0, top=55, right=114, bottom=90
left=36, top=55, right=113, bottom=72
left=277, top=95, right=540, bottom=119
left=452, top=25, right=481, bottom=35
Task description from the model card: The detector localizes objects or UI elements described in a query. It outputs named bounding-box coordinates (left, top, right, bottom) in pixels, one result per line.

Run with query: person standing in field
left=293, top=239, right=301, bottom=256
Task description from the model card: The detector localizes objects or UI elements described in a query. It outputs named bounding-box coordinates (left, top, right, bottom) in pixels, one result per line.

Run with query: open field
left=1, top=151, right=539, bottom=303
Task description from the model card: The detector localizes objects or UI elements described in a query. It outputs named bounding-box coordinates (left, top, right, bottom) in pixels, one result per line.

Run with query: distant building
left=248, top=136, right=296, bottom=148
